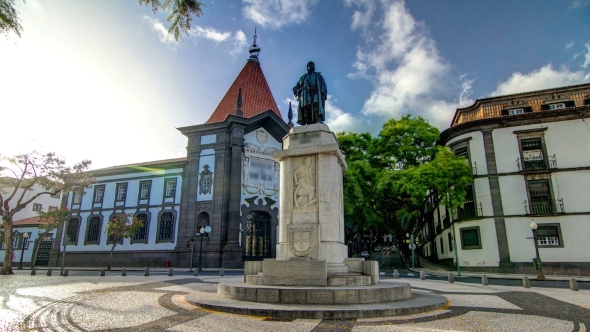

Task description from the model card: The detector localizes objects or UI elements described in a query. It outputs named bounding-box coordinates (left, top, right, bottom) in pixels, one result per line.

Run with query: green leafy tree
left=337, top=115, right=473, bottom=262
left=105, top=214, right=144, bottom=269
left=0, top=151, right=95, bottom=275
left=31, top=207, right=70, bottom=269
left=1, top=0, right=205, bottom=42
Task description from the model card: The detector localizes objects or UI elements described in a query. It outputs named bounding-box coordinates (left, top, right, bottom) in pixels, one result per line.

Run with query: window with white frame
left=32, top=203, right=42, bottom=211
left=73, top=192, right=81, bottom=204
left=50, top=192, right=61, bottom=199
left=116, top=184, right=127, bottom=201
left=165, top=180, right=176, bottom=198
left=48, top=206, right=58, bottom=212
left=94, top=186, right=104, bottom=203
left=140, top=182, right=151, bottom=199
left=536, top=224, right=563, bottom=247
left=508, top=108, right=524, bottom=115
left=548, top=103, right=565, bottom=110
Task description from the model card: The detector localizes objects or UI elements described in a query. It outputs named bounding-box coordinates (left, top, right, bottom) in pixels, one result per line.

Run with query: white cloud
left=143, top=16, right=178, bottom=50
left=583, top=43, right=590, bottom=68
left=491, top=64, right=589, bottom=96
left=565, top=41, right=574, bottom=50
left=347, top=0, right=461, bottom=129
left=324, top=96, right=362, bottom=132
left=189, top=26, right=231, bottom=42
left=230, top=30, right=248, bottom=55
left=242, top=0, right=319, bottom=30
left=569, top=0, right=589, bottom=9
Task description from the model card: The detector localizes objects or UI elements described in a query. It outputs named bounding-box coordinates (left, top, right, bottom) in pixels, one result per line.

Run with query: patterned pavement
left=1, top=273, right=589, bottom=331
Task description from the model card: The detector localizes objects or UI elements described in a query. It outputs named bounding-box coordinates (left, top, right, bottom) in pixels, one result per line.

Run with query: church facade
left=49, top=39, right=290, bottom=269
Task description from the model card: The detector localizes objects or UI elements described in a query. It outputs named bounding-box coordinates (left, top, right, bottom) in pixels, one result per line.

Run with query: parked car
left=360, top=251, right=370, bottom=258
left=374, top=246, right=382, bottom=252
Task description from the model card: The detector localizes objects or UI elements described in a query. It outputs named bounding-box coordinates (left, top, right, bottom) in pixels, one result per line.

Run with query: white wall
left=11, top=184, right=63, bottom=221
left=550, top=170, right=590, bottom=213
left=544, top=119, right=590, bottom=169
left=455, top=218, right=500, bottom=267
left=499, top=175, right=528, bottom=216
left=447, top=131, right=488, bottom=175
left=505, top=216, right=590, bottom=263
left=474, top=178, right=493, bottom=217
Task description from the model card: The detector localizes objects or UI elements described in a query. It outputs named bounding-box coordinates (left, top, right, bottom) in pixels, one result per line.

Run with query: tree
left=1, top=0, right=205, bottom=42
left=31, top=207, right=69, bottom=269
left=105, top=214, right=144, bottom=269
left=0, top=151, right=95, bottom=275
left=337, top=115, right=473, bottom=263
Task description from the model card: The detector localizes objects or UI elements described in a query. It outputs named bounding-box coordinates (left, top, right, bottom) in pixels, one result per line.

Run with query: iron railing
left=524, top=198, right=565, bottom=215
left=453, top=202, right=483, bottom=220
left=517, top=155, right=557, bottom=171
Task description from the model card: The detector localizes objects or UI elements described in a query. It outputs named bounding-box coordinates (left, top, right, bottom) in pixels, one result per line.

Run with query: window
left=158, top=212, right=175, bottom=241
left=439, top=237, right=444, bottom=254
left=73, top=192, right=81, bottom=204
left=32, top=203, right=42, bottom=212
left=133, top=213, right=149, bottom=242
left=536, top=224, right=563, bottom=247
left=448, top=232, right=453, bottom=252
left=116, top=184, right=127, bottom=201
left=449, top=138, right=473, bottom=174
left=139, top=182, right=151, bottom=200
left=50, top=192, right=61, bottom=199
left=94, top=186, right=104, bottom=203
left=460, top=226, right=482, bottom=249
left=66, top=218, right=80, bottom=244
left=48, top=206, right=58, bottom=212
left=549, top=103, right=565, bottom=110
left=521, top=138, right=545, bottom=170
left=527, top=179, right=555, bottom=214
left=249, top=158, right=275, bottom=189
left=86, top=216, right=102, bottom=244
left=508, top=108, right=524, bottom=115
left=164, top=180, right=176, bottom=198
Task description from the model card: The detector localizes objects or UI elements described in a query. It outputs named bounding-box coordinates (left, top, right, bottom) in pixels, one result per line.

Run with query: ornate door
left=35, top=237, right=53, bottom=266
left=244, top=211, right=271, bottom=260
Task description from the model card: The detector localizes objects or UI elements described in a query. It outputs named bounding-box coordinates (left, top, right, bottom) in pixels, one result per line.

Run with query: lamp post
left=188, top=237, right=195, bottom=272
left=18, top=232, right=29, bottom=270
left=198, top=226, right=211, bottom=272
left=529, top=220, right=545, bottom=280
left=60, top=234, right=69, bottom=276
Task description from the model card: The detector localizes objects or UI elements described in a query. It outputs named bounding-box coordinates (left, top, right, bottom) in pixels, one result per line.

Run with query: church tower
left=177, top=31, right=290, bottom=268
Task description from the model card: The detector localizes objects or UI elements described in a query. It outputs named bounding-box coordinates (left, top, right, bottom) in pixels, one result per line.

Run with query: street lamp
left=198, top=226, right=211, bottom=272
left=529, top=220, right=545, bottom=280
left=188, top=237, right=195, bottom=272
left=18, top=232, right=29, bottom=270
left=60, top=234, right=70, bottom=276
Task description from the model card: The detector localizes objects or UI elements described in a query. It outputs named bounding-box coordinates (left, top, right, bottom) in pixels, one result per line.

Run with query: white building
left=417, top=83, right=590, bottom=275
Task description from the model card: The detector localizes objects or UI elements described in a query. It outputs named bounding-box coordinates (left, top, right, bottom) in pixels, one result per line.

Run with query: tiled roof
left=206, top=60, right=281, bottom=123
left=12, top=216, right=45, bottom=226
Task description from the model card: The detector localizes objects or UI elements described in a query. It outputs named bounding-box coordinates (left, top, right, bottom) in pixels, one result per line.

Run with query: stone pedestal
left=273, top=123, right=348, bottom=274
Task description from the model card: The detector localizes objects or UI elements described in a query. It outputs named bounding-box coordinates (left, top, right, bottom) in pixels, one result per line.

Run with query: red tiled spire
left=205, top=60, right=281, bottom=123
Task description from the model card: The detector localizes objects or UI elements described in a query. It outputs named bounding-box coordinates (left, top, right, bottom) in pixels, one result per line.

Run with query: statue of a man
left=293, top=61, right=327, bottom=125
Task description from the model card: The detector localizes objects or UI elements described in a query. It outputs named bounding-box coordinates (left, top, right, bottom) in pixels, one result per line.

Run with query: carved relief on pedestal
left=288, top=225, right=317, bottom=257
left=198, top=165, right=213, bottom=195
left=293, top=156, right=316, bottom=211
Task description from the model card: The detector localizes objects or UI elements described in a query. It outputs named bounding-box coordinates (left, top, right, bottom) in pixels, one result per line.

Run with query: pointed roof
left=205, top=32, right=281, bottom=124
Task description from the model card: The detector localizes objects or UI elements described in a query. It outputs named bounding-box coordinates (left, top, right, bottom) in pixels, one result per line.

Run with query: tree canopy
left=337, top=115, right=473, bottom=258
left=2, top=0, right=205, bottom=41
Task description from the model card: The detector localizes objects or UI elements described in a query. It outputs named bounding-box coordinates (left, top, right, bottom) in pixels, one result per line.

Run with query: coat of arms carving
left=256, top=129, right=268, bottom=145
left=199, top=164, right=213, bottom=195
left=288, top=226, right=316, bottom=257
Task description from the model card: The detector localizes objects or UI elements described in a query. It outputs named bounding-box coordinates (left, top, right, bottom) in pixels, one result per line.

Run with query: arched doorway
left=244, top=211, right=271, bottom=260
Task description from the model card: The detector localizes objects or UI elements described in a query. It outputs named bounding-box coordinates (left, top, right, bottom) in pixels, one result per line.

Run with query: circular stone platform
left=185, top=288, right=448, bottom=319
left=218, top=280, right=411, bottom=304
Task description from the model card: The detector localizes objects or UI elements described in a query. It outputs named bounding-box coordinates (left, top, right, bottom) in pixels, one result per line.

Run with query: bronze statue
left=293, top=61, right=327, bottom=125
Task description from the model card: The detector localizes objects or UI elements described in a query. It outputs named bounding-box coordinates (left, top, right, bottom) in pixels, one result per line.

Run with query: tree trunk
left=108, top=242, right=116, bottom=269
left=2, top=218, right=14, bottom=275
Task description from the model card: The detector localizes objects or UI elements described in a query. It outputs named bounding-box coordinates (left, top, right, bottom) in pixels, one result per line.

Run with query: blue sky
left=2, top=0, right=589, bottom=170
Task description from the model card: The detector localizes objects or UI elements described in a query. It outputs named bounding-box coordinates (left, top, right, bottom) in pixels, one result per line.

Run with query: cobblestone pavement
left=1, top=273, right=589, bottom=331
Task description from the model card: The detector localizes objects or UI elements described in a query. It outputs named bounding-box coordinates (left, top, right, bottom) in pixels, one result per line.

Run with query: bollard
left=100, top=270, right=105, bottom=277
left=63, top=269, right=69, bottom=277
left=31, top=268, right=36, bottom=276
left=482, top=275, right=488, bottom=286
left=168, top=268, right=173, bottom=276
left=523, top=276, right=530, bottom=288
left=122, top=268, right=127, bottom=276
left=570, top=278, right=579, bottom=291
left=144, top=267, right=150, bottom=276
left=448, top=273, right=454, bottom=283
left=220, top=268, right=224, bottom=276
left=420, top=271, right=425, bottom=280
left=393, top=269, right=399, bottom=278
left=193, top=269, right=199, bottom=276
left=47, top=268, right=52, bottom=276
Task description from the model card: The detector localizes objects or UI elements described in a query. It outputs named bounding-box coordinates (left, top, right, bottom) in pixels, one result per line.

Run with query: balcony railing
left=517, top=155, right=557, bottom=171
left=453, top=202, right=483, bottom=220
left=524, top=198, right=565, bottom=215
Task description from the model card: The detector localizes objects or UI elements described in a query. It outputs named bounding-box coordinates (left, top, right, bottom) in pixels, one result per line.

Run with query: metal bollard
left=63, top=269, right=69, bottom=277
left=393, top=269, right=399, bottom=278
left=523, top=276, right=531, bottom=288
left=570, top=278, right=579, bottom=291
left=220, top=268, right=224, bottom=276
left=193, top=269, right=199, bottom=276
left=482, top=275, right=488, bottom=286
left=144, top=267, right=150, bottom=276
left=47, top=268, right=52, bottom=276
left=168, top=268, right=173, bottom=276
left=31, top=268, right=36, bottom=276
left=100, top=270, right=105, bottom=277
left=448, top=273, right=454, bottom=283
left=420, top=271, right=425, bottom=280
left=122, top=268, right=127, bottom=276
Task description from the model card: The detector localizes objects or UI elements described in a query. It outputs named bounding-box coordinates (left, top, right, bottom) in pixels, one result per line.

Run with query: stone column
left=225, top=126, right=245, bottom=247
